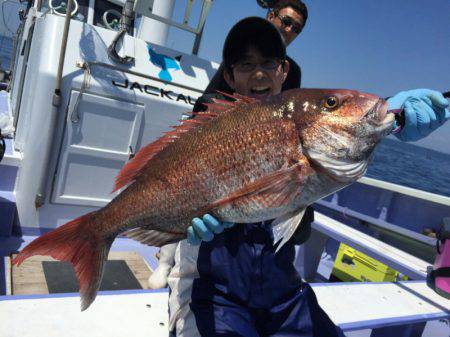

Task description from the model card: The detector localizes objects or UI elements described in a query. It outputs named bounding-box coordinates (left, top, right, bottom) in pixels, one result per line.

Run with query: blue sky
left=168, top=0, right=450, bottom=153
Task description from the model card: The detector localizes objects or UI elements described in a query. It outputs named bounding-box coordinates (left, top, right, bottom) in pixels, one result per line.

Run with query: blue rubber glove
left=387, top=89, right=449, bottom=142
left=187, top=214, right=234, bottom=245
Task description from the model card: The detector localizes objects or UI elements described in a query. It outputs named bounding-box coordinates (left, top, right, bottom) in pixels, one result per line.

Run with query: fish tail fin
left=12, top=211, right=111, bottom=311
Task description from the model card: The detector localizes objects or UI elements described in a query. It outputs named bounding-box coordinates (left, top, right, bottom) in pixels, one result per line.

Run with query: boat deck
left=0, top=235, right=160, bottom=296
left=7, top=251, right=152, bottom=295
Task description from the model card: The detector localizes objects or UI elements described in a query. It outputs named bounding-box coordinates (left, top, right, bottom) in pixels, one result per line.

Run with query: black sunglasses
left=275, top=13, right=303, bottom=34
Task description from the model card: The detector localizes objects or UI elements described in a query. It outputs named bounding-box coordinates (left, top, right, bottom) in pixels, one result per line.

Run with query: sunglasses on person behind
left=275, top=12, right=303, bottom=34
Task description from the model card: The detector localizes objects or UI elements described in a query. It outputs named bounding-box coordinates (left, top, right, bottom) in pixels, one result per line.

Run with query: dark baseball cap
left=223, top=17, right=286, bottom=69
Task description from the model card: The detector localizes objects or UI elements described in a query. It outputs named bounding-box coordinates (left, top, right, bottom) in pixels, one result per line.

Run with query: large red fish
left=13, top=89, right=394, bottom=310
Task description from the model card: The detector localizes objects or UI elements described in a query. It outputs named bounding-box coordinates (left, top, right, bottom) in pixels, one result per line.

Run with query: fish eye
left=323, top=96, right=339, bottom=110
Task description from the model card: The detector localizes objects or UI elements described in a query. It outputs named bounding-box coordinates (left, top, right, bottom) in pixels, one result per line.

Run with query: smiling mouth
left=250, top=86, right=271, bottom=95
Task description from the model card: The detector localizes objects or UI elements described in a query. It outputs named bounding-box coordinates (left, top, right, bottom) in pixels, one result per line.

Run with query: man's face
left=268, top=6, right=304, bottom=46
left=224, top=46, right=289, bottom=100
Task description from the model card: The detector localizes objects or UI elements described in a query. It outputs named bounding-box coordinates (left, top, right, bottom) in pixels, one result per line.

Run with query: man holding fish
left=165, top=16, right=344, bottom=337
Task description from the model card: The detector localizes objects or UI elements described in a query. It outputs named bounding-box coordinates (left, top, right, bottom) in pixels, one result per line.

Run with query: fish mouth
left=365, top=99, right=394, bottom=130
left=365, top=98, right=387, bottom=120
left=374, top=98, right=395, bottom=136
left=362, top=98, right=395, bottom=137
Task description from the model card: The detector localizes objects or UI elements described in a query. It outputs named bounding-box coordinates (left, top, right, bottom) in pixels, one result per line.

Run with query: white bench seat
left=1, top=281, right=449, bottom=337
left=0, top=291, right=170, bottom=337
left=312, top=281, right=450, bottom=332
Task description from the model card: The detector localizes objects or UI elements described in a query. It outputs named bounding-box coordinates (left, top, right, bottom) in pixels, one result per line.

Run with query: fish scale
left=12, top=88, right=394, bottom=310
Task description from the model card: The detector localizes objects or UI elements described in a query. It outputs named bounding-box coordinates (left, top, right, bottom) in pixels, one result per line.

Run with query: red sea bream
left=13, top=88, right=394, bottom=310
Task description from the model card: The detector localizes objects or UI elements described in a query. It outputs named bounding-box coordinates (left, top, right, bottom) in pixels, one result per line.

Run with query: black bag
left=427, top=218, right=450, bottom=299
left=0, top=130, right=5, bottom=162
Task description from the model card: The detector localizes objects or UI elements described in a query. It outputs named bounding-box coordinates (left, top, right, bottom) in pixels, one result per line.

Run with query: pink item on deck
left=428, top=219, right=450, bottom=299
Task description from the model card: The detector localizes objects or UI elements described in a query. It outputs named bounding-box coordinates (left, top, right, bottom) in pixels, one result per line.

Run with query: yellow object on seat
left=332, top=243, right=408, bottom=282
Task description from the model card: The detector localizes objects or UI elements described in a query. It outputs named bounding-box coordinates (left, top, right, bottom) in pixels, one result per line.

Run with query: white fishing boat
left=0, top=1, right=449, bottom=336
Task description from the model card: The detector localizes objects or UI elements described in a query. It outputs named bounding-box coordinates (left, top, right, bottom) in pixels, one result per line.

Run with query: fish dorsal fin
left=113, top=93, right=259, bottom=192
left=217, top=90, right=259, bottom=104
left=202, top=91, right=258, bottom=114
left=113, top=112, right=217, bottom=192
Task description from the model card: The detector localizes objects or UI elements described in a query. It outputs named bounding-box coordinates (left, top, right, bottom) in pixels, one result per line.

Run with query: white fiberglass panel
left=69, top=93, right=139, bottom=153
left=52, top=91, right=143, bottom=207
left=57, top=152, right=123, bottom=203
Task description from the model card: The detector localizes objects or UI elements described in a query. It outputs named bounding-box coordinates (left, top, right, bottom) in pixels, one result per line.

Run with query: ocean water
left=366, top=139, right=450, bottom=197
left=0, top=36, right=13, bottom=70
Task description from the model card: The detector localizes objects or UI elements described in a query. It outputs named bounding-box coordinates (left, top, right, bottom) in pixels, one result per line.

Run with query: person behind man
left=166, top=16, right=346, bottom=337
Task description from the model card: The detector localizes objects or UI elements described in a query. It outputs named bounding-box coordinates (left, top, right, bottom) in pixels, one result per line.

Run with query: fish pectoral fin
left=272, top=208, right=306, bottom=252
left=123, top=228, right=185, bottom=247
left=208, top=162, right=308, bottom=211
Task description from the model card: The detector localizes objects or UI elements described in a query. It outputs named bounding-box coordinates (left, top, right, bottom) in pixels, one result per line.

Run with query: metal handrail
left=358, top=176, right=450, bottom=207
left=133, top=0, right=213, bottom=35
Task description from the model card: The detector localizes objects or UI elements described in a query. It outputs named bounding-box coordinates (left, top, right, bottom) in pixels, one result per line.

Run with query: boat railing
left=297, top=212, right=430, bottom=282
left=359, top=176, right=450, bottom=207
left=314, top=175, right=448, bottom=265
